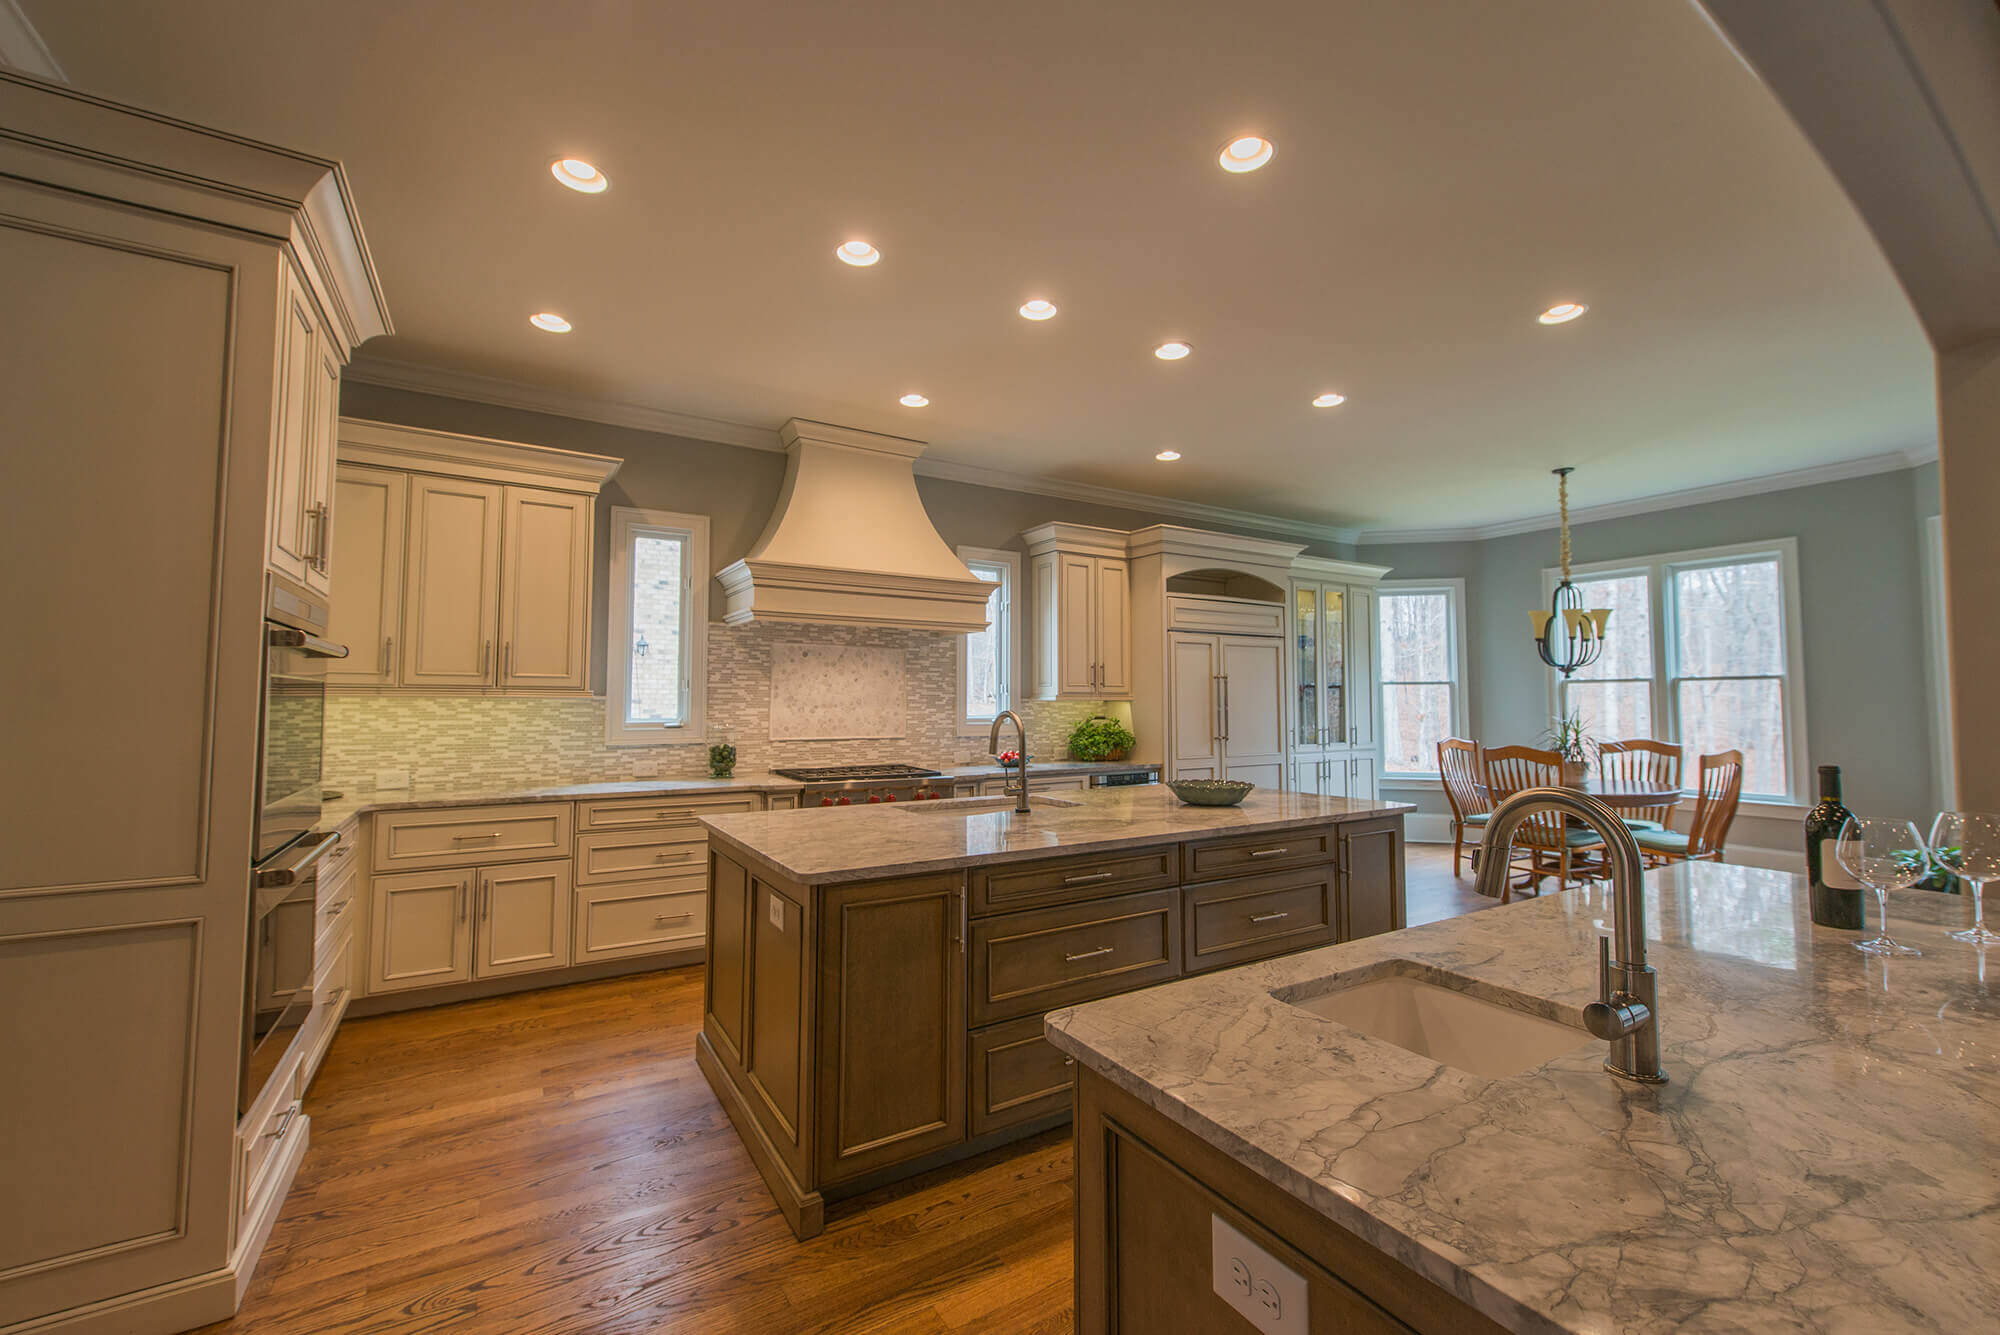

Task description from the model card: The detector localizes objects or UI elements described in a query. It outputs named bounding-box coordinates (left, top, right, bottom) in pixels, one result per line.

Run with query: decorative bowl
left=1166, top=779, right=1255, bottom=807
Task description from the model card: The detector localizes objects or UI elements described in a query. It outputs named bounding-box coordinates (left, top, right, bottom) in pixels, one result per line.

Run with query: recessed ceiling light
left=1538, top=302, right=1588, bottom=325
left=1019, top=299, right=1058, bottom=321
left=1218, top=136, right=1274, bottom=173
left=1154, top=341, right=1192, bottom=361
left=529, top=312, right=572, bottom=333
left=836, top=240, right=881, bottom=266
left=1155, top=450, right=1182, bottom=461
left=549, top=158, right=608, bottom=193
left=1312, top=392, right=1347, bottom=408
left=899, top=392, right=929, bottom=407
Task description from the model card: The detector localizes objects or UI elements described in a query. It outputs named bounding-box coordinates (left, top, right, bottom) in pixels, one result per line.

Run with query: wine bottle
left=1804, top=765, right=1864, bottom=929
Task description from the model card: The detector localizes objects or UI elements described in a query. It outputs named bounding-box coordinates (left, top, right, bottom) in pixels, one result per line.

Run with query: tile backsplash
left=324, top=620, right=1119, bottom=790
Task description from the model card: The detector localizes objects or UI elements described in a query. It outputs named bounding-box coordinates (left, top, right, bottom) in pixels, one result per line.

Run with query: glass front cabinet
left=1288, top=559, right=1389, bottom=799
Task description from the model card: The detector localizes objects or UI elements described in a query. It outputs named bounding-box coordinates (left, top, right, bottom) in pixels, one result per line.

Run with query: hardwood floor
left=211, top=859, right=1496, bottom=1335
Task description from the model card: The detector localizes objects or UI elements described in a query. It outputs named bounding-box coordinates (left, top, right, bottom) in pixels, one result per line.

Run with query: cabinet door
left=1347, top=753, right=1378, bottom=801
left=499, top=487, right=591, bottom=691
left=1092, top=557, right=1132, bottom=697
left=1057, top=552, right=1097, bottom=695
left=1292, top=582, right=1321, bottom=749
left=299, top=327, right=342, bottom=595
left=476, top=858, right=572, bottom=977
left=1322, top=586, right=1347, bottom=749
left=816, top=873, right=967, bottom=1184
left=325, top=465, right=406, bottom=685
left=1346, top=585, right=1377, bottom=749
left=368, top=867, right=473, bottom=992
left=401, top=476, right=502, bottom=687
left=1340, top=817, right=1404, bottom=940
left=1168, top=634, right=1221, bottom=780
left=266, top=269, right=319, bottom=586
left=1219, top=635, right=1286, bottom=789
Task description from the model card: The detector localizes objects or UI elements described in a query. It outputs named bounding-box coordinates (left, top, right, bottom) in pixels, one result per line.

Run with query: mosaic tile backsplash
left=324, top=620, right=1116, bottom=790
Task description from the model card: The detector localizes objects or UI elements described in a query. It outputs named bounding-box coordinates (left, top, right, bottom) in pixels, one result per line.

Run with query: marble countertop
left=312, top=760, right=1160, bottom=833
left=1045, top=865, right=1997, bottom=1333
left=699, top=785, right=1413, bottom=883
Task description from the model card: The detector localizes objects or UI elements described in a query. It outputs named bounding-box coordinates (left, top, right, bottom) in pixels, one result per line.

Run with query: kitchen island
left=1050, top=862, right=1997, bottom=1334
left=696, top=785, right=1412, bottom=1237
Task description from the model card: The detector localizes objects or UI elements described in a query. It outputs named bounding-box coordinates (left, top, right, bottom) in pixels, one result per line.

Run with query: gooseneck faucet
left=1473, top=788, right=1667, bottom=1084
left=987, top=711, right=1031, bottom=813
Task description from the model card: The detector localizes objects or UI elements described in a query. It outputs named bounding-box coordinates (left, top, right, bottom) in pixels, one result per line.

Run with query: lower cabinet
left=575, top=877, right=706, bottom=962
left=475, top=858, right=572, bottom=978
left=368, top=857, right=576, bottom=991
left=970, top=1014, right=1076, bottom=1136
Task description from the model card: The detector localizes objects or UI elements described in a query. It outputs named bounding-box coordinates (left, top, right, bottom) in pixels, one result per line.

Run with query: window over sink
left=956, top=546, right=1019, bottom=733
left=607, top=506, right=710, bottom=745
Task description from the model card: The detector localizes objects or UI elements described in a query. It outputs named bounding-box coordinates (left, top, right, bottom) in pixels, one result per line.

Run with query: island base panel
left=1073, top=1067, right=1508, bottom=1335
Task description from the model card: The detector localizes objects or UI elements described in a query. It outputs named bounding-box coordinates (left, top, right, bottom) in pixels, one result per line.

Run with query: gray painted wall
left=1365, top=463, right=1944, bottom=835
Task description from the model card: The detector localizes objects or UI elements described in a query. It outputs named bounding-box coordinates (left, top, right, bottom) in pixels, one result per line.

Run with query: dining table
left=1467, top=776, right=1683, bottom=889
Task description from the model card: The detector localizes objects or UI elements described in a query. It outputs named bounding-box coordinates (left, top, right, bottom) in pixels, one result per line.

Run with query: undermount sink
left=1281, top=968, right=1594, bottom=1079
left=893, top=794, right=1083, bottom=814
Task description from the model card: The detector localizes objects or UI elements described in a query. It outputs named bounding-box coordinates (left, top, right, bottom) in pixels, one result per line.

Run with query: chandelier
left=1530, top=467, right=1610, bottom=677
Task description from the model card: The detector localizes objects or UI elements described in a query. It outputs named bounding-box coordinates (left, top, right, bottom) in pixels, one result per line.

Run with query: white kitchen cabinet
left=1024, top=523, right=1132, bottom=700
left=1288, top=558, right=1391, bottom=802
left=324, top=464, right=406, bottom=685
left=367, top=866, right=474, bottom=993
left=400, top=476, right=503, bottom=688
left=498, top=486, right=591, bottom=691
left=267, top=265, right=327, bottom=591
left=475, top=858, right=573, bottom=977
left=1167, top=632, right=1286, bottom=786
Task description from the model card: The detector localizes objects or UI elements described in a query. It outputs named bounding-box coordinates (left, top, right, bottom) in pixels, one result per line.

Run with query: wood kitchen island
left=696, top=785, right=1411, bottom=1238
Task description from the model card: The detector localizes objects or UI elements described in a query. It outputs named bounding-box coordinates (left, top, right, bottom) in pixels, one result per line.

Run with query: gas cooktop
left=769, top=764, right=944, bottom=784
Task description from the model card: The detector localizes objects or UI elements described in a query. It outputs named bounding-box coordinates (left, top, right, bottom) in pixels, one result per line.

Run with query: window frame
left=955, top=546, right=1020, bottom=734
left=1545, top=537, right=1808, bottom=804
left=1376, top=578, right=1468, bottom=779
left=605, top=505, right=710, bottom=747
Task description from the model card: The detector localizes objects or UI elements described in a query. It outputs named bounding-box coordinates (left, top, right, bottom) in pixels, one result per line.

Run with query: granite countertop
left=1045, top=864, right=1998, bottom=1334
left=311, top=760, right=1161, bottom=834
left=699, top=785, right=1413, bottom=883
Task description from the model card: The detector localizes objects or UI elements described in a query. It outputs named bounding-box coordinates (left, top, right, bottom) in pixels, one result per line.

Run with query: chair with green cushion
left=1598, top=739, right=1682, bottom=843
left=1635, top=750, right=1744, bottom=865
left=1437, top=738, right=1491, bottom=878
left=1482, top=744, right=1601, bottom=900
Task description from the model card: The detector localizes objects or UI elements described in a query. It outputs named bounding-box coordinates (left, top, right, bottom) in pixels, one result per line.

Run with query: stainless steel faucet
left=1473, top=787, right=1667, bottom=1084
left=987, top=710, right=1031, bottom=813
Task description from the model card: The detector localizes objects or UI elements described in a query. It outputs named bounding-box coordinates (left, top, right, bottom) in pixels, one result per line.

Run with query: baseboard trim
left=347, top=947, right=702, bottom=1018
left=1401, top=814, right=1454, bottom=844
left=694, top=1031, right=825, bottom=1240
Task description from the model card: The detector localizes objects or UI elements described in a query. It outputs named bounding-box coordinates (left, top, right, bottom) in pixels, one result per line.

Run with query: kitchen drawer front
left=240, top=1055, right=304, bottom=1221
left=970, top=1015, right=1077, bottom=1137
left=315, top=872, right=356, bottom=953
left=575, top=878, right=707, bottom=962
left=1184, top=864, right=1338, bottom=975
left=574, top=827, right=708, bottom=885
left=970, top=889, right=1180, bottom=1027
left=575, top=792, right=758, bottom=832
left=371, top=803, right=573, bottom=871
left=318, top=834, right=360, bottom=899
left=1182, top=824, right=1336, bottom=883
left=970, top=845, right=1177, bottom=916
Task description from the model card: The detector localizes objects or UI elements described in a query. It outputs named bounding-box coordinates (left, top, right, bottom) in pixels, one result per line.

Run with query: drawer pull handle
left=267, top=1103, right=300, bottom=1144
left=1062, top=871, right=1117, bottom=885
left=1063, top=1057, right=1076, bottom=1067
left=1063, top=946, right=1116, bottom=964
left=654, top=912, right=693, bottom=925
left=453, top=832, right=502, bottom=843
left=1248, top=847, right=1289, bottom=859
left=1249, top=911, right=1291, bottom=924
left=325, top=901, right=348, bottom=918
left=654, top=850, right=697, bottom=862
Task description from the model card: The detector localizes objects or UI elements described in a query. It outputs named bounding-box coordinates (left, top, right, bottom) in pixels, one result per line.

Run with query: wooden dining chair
left=1437, top=738, right=1490, bottom=878
left=1598, top=739, right=1682, bottom=834
left=1634, top=750, right=1744, bottom=864
left=1482, top=744, right=1603, bottom=901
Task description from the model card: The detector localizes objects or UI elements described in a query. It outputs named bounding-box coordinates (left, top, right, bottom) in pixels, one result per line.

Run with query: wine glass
left=1834, top=817, right=1926, bottom=957
left=1929, top=812, right=2000, bottom=945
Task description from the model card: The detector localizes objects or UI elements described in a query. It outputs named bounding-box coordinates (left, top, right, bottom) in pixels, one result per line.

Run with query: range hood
left=717, top=420, right=994, bottom=633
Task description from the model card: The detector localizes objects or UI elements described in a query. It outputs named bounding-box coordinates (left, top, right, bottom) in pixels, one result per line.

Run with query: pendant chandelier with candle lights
left=1530, top=467, right=1611, bottom=677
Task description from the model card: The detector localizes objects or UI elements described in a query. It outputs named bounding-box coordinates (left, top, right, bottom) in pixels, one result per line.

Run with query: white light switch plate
left=374, top=769, right=410, bottom=790
left=1211, top=1213, right=1307, bottom=1335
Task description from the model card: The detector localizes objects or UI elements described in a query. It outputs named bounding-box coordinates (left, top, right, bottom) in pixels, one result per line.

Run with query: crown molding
left=337, top=417, right=621, bottom=493
left=0, top=0, right=63, bottom=83
left=1351, top=446, right=1938, bottom=545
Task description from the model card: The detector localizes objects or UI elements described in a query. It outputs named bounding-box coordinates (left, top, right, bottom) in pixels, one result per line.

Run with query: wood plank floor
left=210, top=856, right=1495, bottom=1335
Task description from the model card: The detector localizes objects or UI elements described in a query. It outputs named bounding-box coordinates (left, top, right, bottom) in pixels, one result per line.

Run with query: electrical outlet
left=1211, top=1214, right=1307, bottom=1335
left=374, top=769, right=411, bottom=791
left=768, top=896, right=785, bottom=930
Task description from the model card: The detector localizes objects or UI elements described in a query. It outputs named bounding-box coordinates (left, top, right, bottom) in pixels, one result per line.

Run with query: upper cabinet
left=1288, top=556, right=1392, bottom=798
left=267, top=266, right=342, bottom=595
left=331, top=420, right=619, bottom=694
left=1024, top=524, right=1132, bottom=700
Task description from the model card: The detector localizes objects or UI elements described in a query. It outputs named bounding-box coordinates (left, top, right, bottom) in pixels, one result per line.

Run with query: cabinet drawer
left=575, top=879, right=707, bottom=962
left=1184, top=864, right=1338, bottom=974
left=970, top=889, right=1180, bottom=1027
left=318, top=835, right=359, bottom=898
left=970, top=846, right=1177, bottom=916
left=576, top=793, right=757, bottom=832
left=970, top=1016, right=1076, bottom=1137
left=314, top=875, right=355, bottom=953
left=372, top=803, right=572, bottom=871
left=240, top=1058, right=303, bottom=1220
left=1182, top=824, right=1335, bottom=882
left=574, top=827, right=707, bottom=884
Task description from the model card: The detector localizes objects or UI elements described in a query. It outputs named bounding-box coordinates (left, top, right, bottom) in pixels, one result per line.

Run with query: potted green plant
left=1543, top=712, right=1596, bottom=787
left=1068, top=715, right=1136, bottom=763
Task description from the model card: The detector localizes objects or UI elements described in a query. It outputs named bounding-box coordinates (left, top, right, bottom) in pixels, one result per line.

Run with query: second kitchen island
left=696, top=785, right=1411, bottom=1237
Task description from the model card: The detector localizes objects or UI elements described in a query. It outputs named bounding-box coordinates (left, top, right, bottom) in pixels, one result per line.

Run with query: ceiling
left=22, top=0, right=1936, bottom=535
